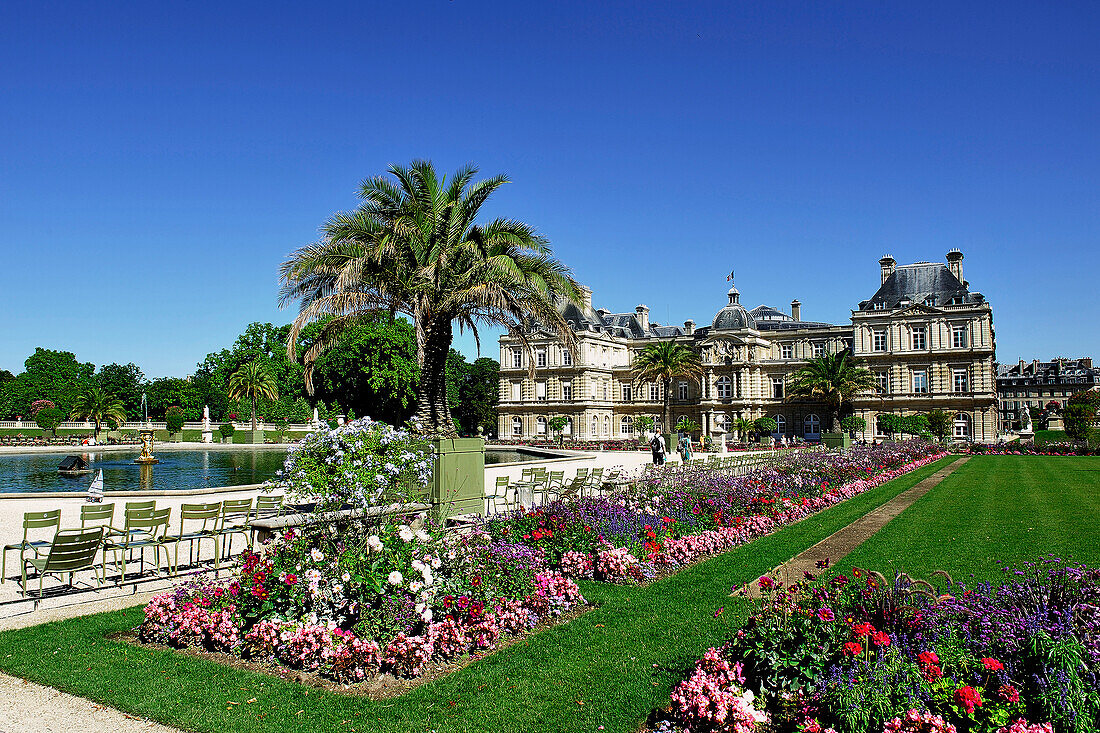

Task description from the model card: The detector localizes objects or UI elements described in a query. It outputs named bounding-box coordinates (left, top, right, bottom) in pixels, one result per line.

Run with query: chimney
left=684, top=319, right=695, bottom=335
left=578, top=285, right=593, bottom=310
left=1018, top=359, right=1025, bottom=374
left=790, top=299, right=801, bottom=321
left=1083, top=357, right=1093, bottom=369
left=879, top=255, right=896, bottom=285
left=635, top=304, right=649, bottom=331
left=946, top=249, right=964, bottom=284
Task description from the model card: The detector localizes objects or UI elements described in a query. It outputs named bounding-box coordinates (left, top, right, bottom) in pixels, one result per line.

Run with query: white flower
left=409, top=581, right=424, bottom=593
left=341, top=572, right=351, bottom=582
left=332, top=584, right=343, bottom=595
left=387, top=571, right=403, bottom=586
left=415, top=529, right=430, bottom=542
left=398, top=525, right=415, bottom=542
left=310, top=548, right=325, bottom=563
left=431, top=557, right=441, bottom=569
left=367, top=535, right=383, bottom=552
left=421, top=608, right=433, bottom=623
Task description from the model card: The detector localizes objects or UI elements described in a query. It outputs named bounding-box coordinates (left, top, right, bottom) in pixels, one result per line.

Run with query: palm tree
left=630, top=341, right=705, bottom=437
left=228, top=360, right=279, bottom=432
left=280, top=160, right=580, bottom=438
left=733, top=416, right=754, bottom=442
left=70, top=387, right=127, bottom=442
left=785, top=352, right=877, bottom=432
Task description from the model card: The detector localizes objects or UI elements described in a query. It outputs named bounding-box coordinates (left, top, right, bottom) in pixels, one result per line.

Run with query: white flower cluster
left=273, top=418, right=433, bottom=508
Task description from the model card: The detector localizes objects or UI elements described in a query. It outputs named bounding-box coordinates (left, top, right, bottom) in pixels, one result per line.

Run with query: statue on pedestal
left=1020, top=404, right=1033, bottom=433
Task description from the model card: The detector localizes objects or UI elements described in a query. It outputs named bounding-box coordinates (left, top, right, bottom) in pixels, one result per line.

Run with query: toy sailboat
left=87, top=470, right=104, bottom=503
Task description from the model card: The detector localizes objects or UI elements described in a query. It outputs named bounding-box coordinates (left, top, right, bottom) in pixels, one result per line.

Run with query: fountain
left=135, top=430, right=159, bottom=464
left=134, top=392, right=159, bottom=464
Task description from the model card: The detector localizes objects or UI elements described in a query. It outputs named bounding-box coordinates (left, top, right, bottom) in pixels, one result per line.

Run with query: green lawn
left=0, top=459, right=950, bottom=733
left=840, top=455, right=1100, bottom=584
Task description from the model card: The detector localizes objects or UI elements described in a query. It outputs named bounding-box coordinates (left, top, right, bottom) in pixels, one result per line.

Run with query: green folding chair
left=81, top=503, right=115, bottom=530
left=2, top=509, right=61, bottom=584
left=104, top=508, right=172, bottom=582
left=165, top=502, right=222, bottom=573
left=21, top=526, right=105, bottom=597
left=218, top=498, right=254, bottom=559
left=488, top=476, right=513, bottom=514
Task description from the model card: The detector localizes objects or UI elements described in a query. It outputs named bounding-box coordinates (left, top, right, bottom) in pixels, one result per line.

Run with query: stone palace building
left=498, top=250, right=998, bottom=444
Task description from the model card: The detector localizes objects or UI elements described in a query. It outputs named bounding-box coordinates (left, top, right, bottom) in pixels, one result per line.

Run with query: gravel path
left=0, top=672, right=183, bottom=733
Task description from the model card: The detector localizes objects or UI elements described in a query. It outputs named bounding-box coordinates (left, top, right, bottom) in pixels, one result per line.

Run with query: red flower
left=871, top=631, right=891, bottom=647
left=843, top=642, right=863, bottom=657
left=981, top=657, right=1004, bottom=672
left=924, top=664, right=943, bottom=682
left=918, top=650, right=940, bottom=667
left=757, top=576, right=775, bottom=590
left=954, top=686, right=982, bottom=715
left=998, top=684, right=1019, bottom=703
left=852, top=622, right=875, bottom=637
left=284, top=573, right=298, bottom=585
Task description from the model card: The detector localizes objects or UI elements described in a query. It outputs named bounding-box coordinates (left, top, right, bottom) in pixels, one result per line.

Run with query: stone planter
left=821, top=432, right=851, bottom=449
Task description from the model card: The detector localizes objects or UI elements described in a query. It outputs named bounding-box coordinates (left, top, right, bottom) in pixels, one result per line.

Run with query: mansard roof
left=858, top=262, right=983, bottom=311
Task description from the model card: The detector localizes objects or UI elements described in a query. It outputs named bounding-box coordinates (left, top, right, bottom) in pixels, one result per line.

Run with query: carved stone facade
left=498, top=251, right=998, bottom=443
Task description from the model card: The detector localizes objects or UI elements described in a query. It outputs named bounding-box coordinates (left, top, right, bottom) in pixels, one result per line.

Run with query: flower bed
left=139, top=520, right=587, bottom=683
left=482, top=441, right=946, bottom=584
left=654, top=559, right=1100, bottom=733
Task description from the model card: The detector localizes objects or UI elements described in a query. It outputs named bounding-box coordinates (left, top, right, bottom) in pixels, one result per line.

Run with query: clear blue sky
left=2, top=2, right=1097, bottom=378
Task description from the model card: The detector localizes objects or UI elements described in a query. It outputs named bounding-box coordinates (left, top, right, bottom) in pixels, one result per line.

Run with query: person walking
left=650, top=432, right=666, bottom=465
left=678, top=434, right=692, bottom=462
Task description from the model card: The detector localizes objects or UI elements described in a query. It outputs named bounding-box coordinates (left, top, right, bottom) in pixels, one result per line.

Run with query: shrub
left=840, top=415, right=867, bottom=435
left=29, top=399, right=56, bottom=416
left=218, top=423, right=235, bottom=439
left=164, top=406, right=186, bottom=433
left=34, top=407, right=64, bottom=435
left=754, top=417, right=778, bottom=434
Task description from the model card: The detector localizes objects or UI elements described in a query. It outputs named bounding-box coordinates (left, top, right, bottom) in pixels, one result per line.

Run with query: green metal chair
left=251, top=495, right=284, bottom=544
left=21, top=526, right=105, bottom=597
left=488, top=475, right=513, bottom=514
left=255, top=494, right=284, bottom=518
left=81, top=503, right=115, bottom=530
left=124, top=500, right=156, bottom=513
left=583, top=468, right=605, bottom=496
left=104, top=507, right=172, bottom=582
left=165, top=502, right=222, bottom=573
left=2, top=509, right=61, bottom=584
left=218, top=498, right=254, bottom=559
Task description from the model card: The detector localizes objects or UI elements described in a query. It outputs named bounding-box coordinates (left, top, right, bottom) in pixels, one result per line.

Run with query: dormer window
left=924, top=296, right=935, bottom=307
left=872, top=301, right=887, bottom=311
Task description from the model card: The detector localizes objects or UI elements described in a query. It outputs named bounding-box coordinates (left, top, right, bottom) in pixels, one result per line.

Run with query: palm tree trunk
left=415, top=318, right=458, bottom=438
left=663, top=379, right=672, bottom=437
left=251, top=396, right=258, bottom=432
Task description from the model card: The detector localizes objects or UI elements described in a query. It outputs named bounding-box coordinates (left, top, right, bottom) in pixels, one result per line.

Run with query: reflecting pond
left=0, top=448, right=289, bottom=493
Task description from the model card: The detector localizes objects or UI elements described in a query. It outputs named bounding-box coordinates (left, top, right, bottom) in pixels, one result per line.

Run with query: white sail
left=88, top=470, right=104, bottom=502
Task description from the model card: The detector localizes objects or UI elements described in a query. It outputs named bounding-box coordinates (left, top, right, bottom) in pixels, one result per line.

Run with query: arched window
left=620, top=416, right=634, bottom=435
left=775, top=415, right=786, bottom=434
left=804, top=414, right=821, bottom=439
left=716, top=376, right=732, bottom=399
left=536, top=416, right=547, bottom=435
left=954, top=413, right=971, bottom=439
left=511, top=416, right=523, bottom=436
left=875, top=415, right=887, bottom=436
left=603, top=416, right=611, bottom=436
left=562, top=417, right=572, bottom=435
left=591, top=416, right=598, bottom=437
left=716, top=413, right=731, bottom=432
